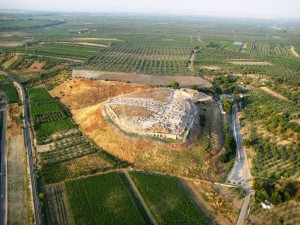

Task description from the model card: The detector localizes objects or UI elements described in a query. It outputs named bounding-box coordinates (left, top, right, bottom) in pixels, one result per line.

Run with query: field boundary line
left=120, top=170, right=158, bottom=225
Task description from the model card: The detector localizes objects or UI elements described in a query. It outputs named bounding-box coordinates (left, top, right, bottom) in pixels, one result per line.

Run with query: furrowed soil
left=45, top=183, right=74, bottom=225
left=50, top=78, right=223, bottom=181
left=7, top=136, right=27, bottom=225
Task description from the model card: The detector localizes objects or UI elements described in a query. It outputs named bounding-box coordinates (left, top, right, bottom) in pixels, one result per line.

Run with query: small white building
left=261, top=200, right=274, bottom=210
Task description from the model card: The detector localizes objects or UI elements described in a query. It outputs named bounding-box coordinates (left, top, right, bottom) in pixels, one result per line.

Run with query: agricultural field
left=45, top=183, right=74, bottom=225
left=35, top=119, right=75, bottom=139
left=129, top=171, right=210, bottom=225
left=17, top=43, right=103, bottom=59
left=65, top=172, right=146, bottom=225
left=0, top=84, right=19, bottom=103
left=29, top=88, right=76, bottom=140
left=84, top=43, right=193, bottom=75
left=245, top=41, right=293, bottom=57
left=29, top=88, right=53, bottom=103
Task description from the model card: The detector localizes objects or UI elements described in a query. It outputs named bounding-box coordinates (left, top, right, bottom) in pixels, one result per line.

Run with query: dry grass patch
left=229, top=61, right=272, bottom=65
left=57, top=41, right=108, bottom=47
left=2, top=54, right=19, bottom=69
left=290, top=46, right=300, bottom=57
left=7, top=104, right=22, bottom=138
left=260, top=87, right=288, bottom=101
left=200, top=66, right=221, bottom=70
left=68, top=37, right=120, bottom=41
left=49, top=78, right=149, bottom=110
left=0, top=41, right=26, bottom=47
left=181, top=180, right=239, bottom=225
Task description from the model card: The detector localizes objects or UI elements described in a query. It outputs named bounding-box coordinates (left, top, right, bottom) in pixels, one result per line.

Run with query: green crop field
left=29, top=88, right=53, bottom=103
left=65, top=172, right=146, bottom=225
left=18, top=43, right=102, bottom=59
left=0, top=84, right=19, bottom=103
left=31, top=102, right=61, bottom=114
left=35, top=119, right=75, bottom=138
left=129, top=171, right=210, bottom=225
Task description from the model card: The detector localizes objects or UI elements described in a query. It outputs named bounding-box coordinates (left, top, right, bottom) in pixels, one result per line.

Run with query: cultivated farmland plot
left=129, top=171, right=210, bottom=225
left=65, top=172, right=146, bottom=225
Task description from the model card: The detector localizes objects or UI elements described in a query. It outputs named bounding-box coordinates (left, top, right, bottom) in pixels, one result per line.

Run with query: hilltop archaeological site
left=103, top=88, right=212, bottom=140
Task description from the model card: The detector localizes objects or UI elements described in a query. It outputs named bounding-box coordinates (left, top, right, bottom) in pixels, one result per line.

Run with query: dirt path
left=290, top=46, right=300, bottom=57
left=7, top=135, right=27, bottom=225
left=120, top=170, right=157, bottom=225
left=260, top=87, right=288, bottom=101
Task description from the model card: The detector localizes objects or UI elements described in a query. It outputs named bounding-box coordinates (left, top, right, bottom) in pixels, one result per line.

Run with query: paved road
left=227, top=102, right=252, bottom=225
left=0, top=93, right=7, bottom=225
left=1, top=72, right=42, bottom=225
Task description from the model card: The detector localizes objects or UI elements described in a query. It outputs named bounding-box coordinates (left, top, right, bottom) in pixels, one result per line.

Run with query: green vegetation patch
left=0, top=84, right=19, bottom=103
left=129, top=171, right=210, bottom=225
left=65, top=172, right=146, bottom=225
left=35, top=119, right=75, bottom=138
left=31, top=102, right=61, bottom=114
left=29, top=88, right=53, bottom=103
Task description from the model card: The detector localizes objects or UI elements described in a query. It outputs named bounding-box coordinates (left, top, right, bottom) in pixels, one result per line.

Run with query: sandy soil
left=260, top=86, right=288, bottom=101
left=290, top=46, right=300, bottom=57
left=7, top=135, right=27, bottom=225
left=73, top=70, right=212, bottom=88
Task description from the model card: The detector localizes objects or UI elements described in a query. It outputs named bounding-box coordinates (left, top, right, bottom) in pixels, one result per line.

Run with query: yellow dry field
left=200, top=66, right=221, bottom=70
left=2, top=55, right=19, bottom=69
left=49, top=78, right=149, bottom=110
left=182, top=180, right=239, bottom=225
left=57, top=41, right=108, bottom=47
left=229, top=61, right=272, bottom=65
left=0, top=42, right=26, bottom=47
left=260, top=86, right=288, bottom=101
left=290, top=46, right=300, bottom=57
left=67, top=37, right=120, bottom=41
left=0, top=32, right=30, bottom=37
